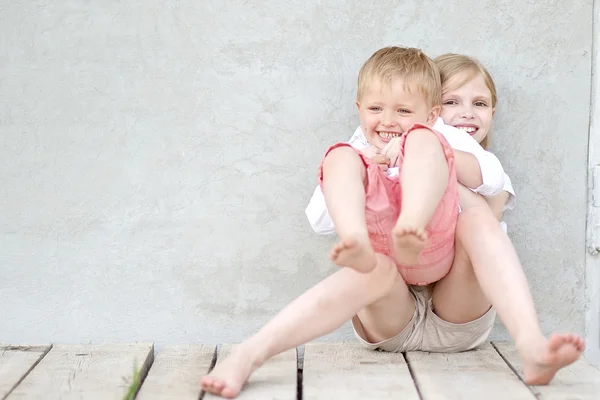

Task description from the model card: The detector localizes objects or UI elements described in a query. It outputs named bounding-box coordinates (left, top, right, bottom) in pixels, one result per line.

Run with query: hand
left=359, top=146, right=389, bottom=171
left=381, top=137, right=402, bottom=168
left=370, top=154, right=390, bottom=171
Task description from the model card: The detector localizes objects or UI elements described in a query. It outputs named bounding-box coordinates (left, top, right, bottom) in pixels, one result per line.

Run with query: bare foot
left=521, top=333, right=585, bottom=385
left=201, top=346, right=261, bottom=399
left=392, top=226, right=427, bottom=266
left=329, top=236, right=376, bottom=273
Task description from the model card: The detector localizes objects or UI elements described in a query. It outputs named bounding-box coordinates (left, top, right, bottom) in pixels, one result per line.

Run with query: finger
left=370, top=154, right=388, bottom=164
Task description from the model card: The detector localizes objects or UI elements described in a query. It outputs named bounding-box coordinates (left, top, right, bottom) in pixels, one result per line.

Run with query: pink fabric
left=318, top=123, right=459, bottom=285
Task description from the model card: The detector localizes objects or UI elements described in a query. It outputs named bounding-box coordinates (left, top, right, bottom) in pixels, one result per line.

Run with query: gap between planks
left=5, top=343, right=153, bottom=400
left=0, top=344, right=52, bottom=400
left=3, top=341, right=599, bottom=400
left=203, top=345, right=297, bottom=400
left=137, top=344, right=216, bottom=400
left=493, top=341, right=600, bottom=400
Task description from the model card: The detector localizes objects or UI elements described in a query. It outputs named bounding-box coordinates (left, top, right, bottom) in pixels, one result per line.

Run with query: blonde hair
left=357, top=46, right=441, bottom=107
left=434, top=53, right=497, bottom=149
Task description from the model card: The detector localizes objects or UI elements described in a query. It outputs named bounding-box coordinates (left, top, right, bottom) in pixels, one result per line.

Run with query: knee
left=323, top=146, right=357, bottom=165
left=322, top=146, right=364, bottom=176
left=405, top=128, right=442, bottom=149
left=457, top=206, right=498, bottom=235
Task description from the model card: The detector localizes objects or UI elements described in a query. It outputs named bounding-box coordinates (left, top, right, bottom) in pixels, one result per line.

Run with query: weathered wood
left=303, top=342, right=419, bottom=399
left=493, top=341, right=600, bottom=399
left=0, top=341, right=599, bottom=399
left=203, top=345, right=297, bottom=400
left=0, top=345, right=51, bottom=399
left=137, top=344, right=215, bottom=400
left=6, top=343, right=153, bottom=400
left=406, top=343, right=535, bottom=399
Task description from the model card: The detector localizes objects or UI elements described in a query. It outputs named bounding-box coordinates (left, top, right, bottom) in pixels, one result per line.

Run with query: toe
left=564, top=334, right=575, bottom=343
left=200, top=377, right=213, bottom=389
left=213, top=380, right=225, bottom=391
left=202, top=385, right=216, bottom=395
left=548, top=334, right=562, bottom=351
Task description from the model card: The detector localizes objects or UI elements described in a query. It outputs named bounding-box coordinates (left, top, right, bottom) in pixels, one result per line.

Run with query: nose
left=381, top=109, right=397, bottom=127
left=459, top=105, right=475, bottom=119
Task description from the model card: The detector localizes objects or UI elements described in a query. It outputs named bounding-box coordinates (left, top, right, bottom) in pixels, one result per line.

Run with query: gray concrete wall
left=0, top=1, right=593, bottom=348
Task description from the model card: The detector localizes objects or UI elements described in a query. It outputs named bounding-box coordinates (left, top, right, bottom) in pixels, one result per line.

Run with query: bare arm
left=458, top=184, right=509, bottom=222
left=439, top=123, right=505, bottom=195
left=458, top=184, right=488, bottom=210
left=485, top=191, right=510, bottom=221
left=454, top=150, right=484, bottom=189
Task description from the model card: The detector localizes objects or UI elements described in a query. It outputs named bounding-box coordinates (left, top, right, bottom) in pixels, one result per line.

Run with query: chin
left=475, top=134, right=488, bottom=144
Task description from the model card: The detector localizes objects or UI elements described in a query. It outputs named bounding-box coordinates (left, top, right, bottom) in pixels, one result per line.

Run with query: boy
left=316, top=46, right=459, bottom=286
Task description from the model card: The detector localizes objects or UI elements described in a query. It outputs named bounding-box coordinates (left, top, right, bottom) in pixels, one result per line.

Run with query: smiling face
left=440, top=72, right=495, bottom=145
left=357, top=77, right=440, bottom=150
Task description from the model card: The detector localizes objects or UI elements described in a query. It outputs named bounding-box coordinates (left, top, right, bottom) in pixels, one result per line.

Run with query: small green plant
left=122, top=362, right=142, bottom=400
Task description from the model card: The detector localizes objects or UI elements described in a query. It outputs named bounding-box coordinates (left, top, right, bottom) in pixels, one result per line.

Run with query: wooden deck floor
left=1, top=341, right=599, bottom=399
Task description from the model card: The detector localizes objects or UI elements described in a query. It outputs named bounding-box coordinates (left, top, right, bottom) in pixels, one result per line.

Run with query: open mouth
left=377, top=131, right=402, bottom=142
left=455, top=125, right=479, bottom=136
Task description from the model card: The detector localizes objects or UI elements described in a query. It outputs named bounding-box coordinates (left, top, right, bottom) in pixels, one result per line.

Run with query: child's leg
left=201, top=254, right=414, bottom=398
left=433, top=188, right=584, bottom=385
left=321, top=145, right=376, bottom=272
left=393, top=128, right=450, bottom=266
left=431, top=237, right=491, bottom=323
left=430, top=185, right=493, bottom=323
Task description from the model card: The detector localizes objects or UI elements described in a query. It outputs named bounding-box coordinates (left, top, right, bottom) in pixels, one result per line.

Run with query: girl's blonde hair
left=434, top=53, right=497, bottom=149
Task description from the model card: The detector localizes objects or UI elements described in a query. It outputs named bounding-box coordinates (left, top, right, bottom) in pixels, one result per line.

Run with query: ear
left=427, top=105, right=441, bottom=125
left=492, top=107, right=496, bottom=116
left=355, top=100, right=361, bottom=111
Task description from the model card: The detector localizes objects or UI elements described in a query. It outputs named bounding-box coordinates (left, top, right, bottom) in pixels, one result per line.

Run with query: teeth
left=378, top=131, right=401, bottom=139
left=457, top=126, right=477, bottom=133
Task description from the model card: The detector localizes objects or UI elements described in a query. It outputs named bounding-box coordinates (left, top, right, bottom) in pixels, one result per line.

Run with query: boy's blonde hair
left=357, top=46, right=441, bottom=107
left=434, top=53, right=497, bottom=149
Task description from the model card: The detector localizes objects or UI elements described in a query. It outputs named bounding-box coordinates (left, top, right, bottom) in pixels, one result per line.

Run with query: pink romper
left=318, top=123, right=459, bottom=285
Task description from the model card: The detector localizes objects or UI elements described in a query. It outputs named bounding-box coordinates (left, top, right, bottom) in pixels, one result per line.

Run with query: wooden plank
left=493, top=341, right=600, bottom=399
left=406, top=343, right=535, bottom=399
left=203, top=345, right=296, bottom=400
left=0, top=345, right=51, bottom=399
left=137, top=344, right=215, bottom=400
left=303, top=342, right=420, bottom=400
left=6, top=343, right=153, bottom=400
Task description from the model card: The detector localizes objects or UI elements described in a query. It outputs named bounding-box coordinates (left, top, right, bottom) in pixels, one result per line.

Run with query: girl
left=428, top=53, right=583, bottom=385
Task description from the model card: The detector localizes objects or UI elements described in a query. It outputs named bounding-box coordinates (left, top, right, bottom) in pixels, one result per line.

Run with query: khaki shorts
left=352, top=285, right=495, bottom=353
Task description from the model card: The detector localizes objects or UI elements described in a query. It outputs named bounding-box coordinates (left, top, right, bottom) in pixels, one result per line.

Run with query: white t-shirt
left=499, top=174, right=516, bottom=233
left=305, top=118, right=515, bottom=235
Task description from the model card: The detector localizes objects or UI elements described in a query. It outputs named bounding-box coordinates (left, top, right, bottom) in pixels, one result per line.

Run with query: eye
left=443, top=99, right=458, bottom=105
left=475, top=101, right=488, bottom=107
left=397, top=109, right=411, bottom=114
left=368, top=106, right=382, bottom=112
